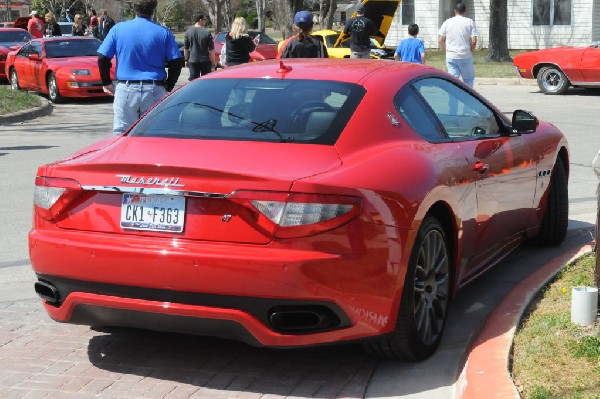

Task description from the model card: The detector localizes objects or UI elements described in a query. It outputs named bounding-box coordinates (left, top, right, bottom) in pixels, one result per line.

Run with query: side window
left=413, top=78, right=501, bottom=139
left=394, top=86, right=447, bottom=142
left=31, top=42, right=42, bottom=57
left=17, top=43, right=31, bottom=58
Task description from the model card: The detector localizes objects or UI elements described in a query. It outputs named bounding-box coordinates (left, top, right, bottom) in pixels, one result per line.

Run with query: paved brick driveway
left=0, top=299, right=376, bottom=399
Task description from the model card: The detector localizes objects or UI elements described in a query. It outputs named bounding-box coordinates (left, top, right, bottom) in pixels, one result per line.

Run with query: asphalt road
left=0, top=77, right=597, bottom=398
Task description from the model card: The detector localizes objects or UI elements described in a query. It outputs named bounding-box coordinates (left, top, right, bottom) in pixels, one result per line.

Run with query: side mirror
left=28, top=53, right=40, bottom=61
left=512, top=109, right=538, bottom=134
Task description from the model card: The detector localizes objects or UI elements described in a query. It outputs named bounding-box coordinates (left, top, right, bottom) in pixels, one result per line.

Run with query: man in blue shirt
left=97, top=0, right=183, bottom=134
left=394, top=24, right=426, bottom=64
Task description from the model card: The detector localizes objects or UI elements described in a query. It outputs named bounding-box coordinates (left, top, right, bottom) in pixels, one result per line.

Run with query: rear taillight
left=34, top=177, right=84, bottom=221
left=230, top=191, right=361, bottom=238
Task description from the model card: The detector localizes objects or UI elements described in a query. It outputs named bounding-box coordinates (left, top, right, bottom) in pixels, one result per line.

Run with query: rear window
left=129, top=78, right=365, bottom=145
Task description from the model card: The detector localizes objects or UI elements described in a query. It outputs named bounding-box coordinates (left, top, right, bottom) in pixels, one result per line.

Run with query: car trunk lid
left=45, top=138, right=342, bottom=244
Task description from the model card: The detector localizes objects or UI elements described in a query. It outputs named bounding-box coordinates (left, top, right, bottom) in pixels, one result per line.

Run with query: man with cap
left=343, top=2, right=376, bottom=59
left=97, top=0, right=183, bottom=135
left=27, top=11, right=45, bottom=39
left=278, top=11, right=327, bottom=59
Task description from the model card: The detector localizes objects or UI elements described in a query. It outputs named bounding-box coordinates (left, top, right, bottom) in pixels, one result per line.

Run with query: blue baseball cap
left=294, top=11, right=313, bottom=26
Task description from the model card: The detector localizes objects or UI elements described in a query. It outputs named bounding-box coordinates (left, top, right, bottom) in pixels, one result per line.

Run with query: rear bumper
left=29, top=225, right=410, bottom=346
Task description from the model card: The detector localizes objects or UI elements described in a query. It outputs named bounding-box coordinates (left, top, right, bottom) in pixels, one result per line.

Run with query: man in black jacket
left=343, top=2, right=375, bottom=59
left=98, top=9, right=115, bottom=41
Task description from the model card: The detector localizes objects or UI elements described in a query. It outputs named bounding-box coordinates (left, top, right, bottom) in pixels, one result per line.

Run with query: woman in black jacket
left=44, top=12, right=62, bottom=37
left=224, top=17, right=258, bottom=67
left=72, top=14, right=87, bottom=36
left=280, top=11, right=327, bottom=59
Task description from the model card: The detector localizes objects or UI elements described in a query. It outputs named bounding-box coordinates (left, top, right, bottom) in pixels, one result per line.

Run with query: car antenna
left=277, top=60, right=292, bottom=74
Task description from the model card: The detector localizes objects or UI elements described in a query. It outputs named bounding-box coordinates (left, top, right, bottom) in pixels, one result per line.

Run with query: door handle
left=472, top=161, right=489, bottom=173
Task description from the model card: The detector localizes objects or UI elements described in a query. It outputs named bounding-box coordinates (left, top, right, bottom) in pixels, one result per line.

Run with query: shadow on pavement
left=87, top=328, right=376, bottom=398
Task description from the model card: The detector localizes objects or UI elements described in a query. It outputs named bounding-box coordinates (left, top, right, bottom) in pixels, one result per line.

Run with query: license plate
left=120, top=194, right=185, bottom=233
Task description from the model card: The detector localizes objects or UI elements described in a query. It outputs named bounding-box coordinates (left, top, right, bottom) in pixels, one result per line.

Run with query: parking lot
left=0, top=74, right=598, bottom=398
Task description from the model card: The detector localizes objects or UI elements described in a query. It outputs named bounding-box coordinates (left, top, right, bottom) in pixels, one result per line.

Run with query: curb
left=0, top=97, right=53, bottom=125
left=476, top=77, right=538, bottom=86
left=454, top=243, right=594, bottom=399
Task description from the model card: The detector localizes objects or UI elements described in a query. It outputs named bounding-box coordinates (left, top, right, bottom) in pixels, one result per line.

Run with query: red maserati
left=513, top=42, right=600, bottom=94
left=5, top=36, right=113, bottom=103
left=29, top=59, right=569, bottom=360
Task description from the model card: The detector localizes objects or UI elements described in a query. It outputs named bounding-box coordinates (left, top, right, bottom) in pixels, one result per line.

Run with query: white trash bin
left=571, top=286, right=599, bottom=326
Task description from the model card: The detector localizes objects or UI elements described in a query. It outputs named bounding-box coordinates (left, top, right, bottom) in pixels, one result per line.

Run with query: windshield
left=0, top=31, right=32, bottom=44
left=130, top=78, right=365, bottom=145
left=45, top=39, right=101, bottom=58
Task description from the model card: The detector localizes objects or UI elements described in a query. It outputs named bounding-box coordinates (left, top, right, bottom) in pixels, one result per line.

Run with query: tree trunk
left=319, top=0, right=336, bottom=29
left=272, top=0, right=294, bottom=39
left=486, top=0, right=512, bottom=62
left=291, top=0, right=303, bottom=14
left=255, top=0, right=266, bottom=32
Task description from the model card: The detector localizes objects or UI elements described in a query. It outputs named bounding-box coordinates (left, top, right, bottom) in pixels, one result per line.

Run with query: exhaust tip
left=268, top=305, right=341, bottom=333
left=34, top=280, right=60, bottom=305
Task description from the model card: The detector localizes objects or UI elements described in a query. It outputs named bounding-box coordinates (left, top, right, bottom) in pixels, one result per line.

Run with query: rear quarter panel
left=521, top=121, right=569, bottom=223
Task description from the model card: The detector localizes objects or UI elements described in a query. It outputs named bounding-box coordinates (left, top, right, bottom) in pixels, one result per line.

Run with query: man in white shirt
left=438, top=3, right=478, bottom=87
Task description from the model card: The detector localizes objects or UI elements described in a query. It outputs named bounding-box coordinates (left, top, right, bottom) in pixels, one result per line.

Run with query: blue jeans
left=446, top=57, right=475, bottom=88
left=113, top=81, right=166, bottom=134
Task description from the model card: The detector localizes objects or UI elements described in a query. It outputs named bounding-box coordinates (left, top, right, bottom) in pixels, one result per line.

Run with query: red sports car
left=513, top=42, right=600, bottom=94
left=29, top=59, right=569, bottom=360
left=0, top=28, right=32, bottom=79
left=214, top=31, right=278, bottom=66
left=5, top=36, right=113, bottom=103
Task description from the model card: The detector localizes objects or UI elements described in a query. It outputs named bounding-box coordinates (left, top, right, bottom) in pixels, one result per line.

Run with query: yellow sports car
left=312, top=29, right=394, bottom=59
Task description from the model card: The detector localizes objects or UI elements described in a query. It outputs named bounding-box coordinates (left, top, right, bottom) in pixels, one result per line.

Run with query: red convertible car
left=0, top=28, right=32, bottom=79
left=513, top=42, right=600, bottom=94
left=29, top=59, right=569, bottom=360
left=5, top=36, right=112, bottom=103
left=214, top=31, right=278, bottom=66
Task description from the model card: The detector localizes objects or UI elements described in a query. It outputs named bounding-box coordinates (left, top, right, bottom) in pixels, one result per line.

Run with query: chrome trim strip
left=80, top=185, right=228, bottom=198
left=570, top=81, right=600, bottom=87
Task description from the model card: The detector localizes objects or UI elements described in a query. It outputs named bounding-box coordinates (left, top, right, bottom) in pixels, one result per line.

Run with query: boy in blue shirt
left=394, top=24, right=426, bottom=64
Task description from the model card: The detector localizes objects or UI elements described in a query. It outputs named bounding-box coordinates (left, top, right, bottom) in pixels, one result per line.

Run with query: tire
left=10, top=69, right=20, bottom=91
left=47, top=72, right=63, bottom=103
left=532, top=157, right=568, bottom=246
left=537, top=66, right=570, bottom=95
left=364, top=216, right=451, bottom=360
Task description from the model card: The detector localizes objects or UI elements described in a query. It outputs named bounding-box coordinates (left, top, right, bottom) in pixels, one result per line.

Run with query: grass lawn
left=426, top=49, right=528, bottom=78
left=512, top=254, right=600, bottom=399
left=0, top=86, right=42, bottom=115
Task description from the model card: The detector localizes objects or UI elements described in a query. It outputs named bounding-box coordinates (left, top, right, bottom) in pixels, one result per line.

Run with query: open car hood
left=334, top=0, right=401, bottom=47
left=13, top=16, right=30, bottom=31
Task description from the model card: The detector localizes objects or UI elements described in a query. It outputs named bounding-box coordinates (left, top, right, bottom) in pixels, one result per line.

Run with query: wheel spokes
left=413, top=229, right=450, bottom=344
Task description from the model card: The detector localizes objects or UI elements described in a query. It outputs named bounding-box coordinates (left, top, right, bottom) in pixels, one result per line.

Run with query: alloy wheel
left=413, top=228, right=450, bottom=346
